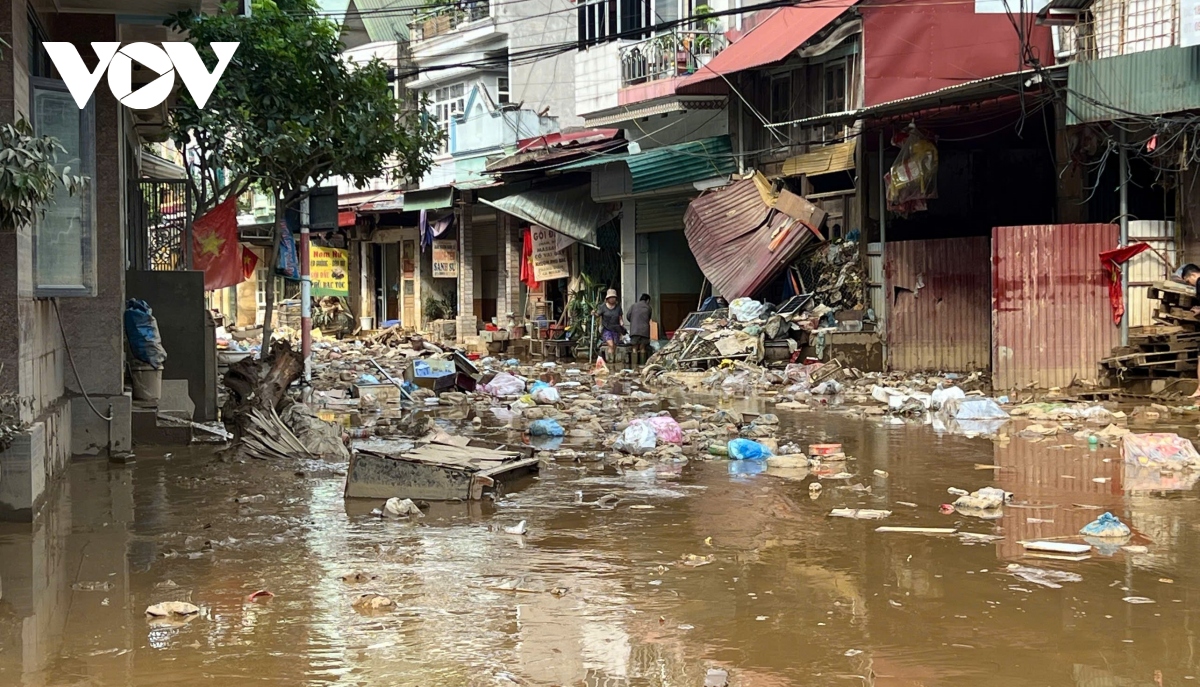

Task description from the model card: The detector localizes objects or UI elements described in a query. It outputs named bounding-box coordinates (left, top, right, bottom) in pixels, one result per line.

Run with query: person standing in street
left=627, top=293, right=652, bottom=365
left=597, top=289, right=625, bottom=362
left=1181, top=264, right=1200, bottom=397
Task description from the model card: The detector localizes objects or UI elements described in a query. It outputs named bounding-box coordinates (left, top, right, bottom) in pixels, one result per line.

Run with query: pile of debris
left=1102, top=280, right=1200, bottom=379
left=806, top=238, right=868, bottom=312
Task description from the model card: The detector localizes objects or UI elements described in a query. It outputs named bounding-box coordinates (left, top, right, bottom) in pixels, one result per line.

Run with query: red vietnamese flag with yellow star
left=192, top=196, right=243, bottom=291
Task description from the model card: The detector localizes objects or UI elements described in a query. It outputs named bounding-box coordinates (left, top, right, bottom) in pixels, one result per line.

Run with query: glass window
left=31, top=77, right=96, bottom=297
left=824, top=61, right=846, bottom=114
left=497, top=76, right=510, bottom=104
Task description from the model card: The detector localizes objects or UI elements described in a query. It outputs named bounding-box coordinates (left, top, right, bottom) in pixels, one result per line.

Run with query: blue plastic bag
left=359, top=373, right=380, bottom=385
left=529, top=419, right=565, bottom=437
left=728, top=438, right=772, bottom=460
left=1079, top=512, right=1131, bottom=539
left=123, top=299, right=167, bottom=369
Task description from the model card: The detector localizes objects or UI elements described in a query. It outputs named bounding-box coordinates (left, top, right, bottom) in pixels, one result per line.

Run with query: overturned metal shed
left=683, top=174, right=826, bottom=298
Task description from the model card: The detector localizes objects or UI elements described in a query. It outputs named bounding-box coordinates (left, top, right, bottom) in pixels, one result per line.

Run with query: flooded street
left=1, top=407, right=1198, bottom=687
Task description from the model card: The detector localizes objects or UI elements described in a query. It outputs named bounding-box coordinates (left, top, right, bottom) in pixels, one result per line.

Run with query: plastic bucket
left=130, top=363, right=162, bottom=402
left=360, top=316, right=375, bottom=331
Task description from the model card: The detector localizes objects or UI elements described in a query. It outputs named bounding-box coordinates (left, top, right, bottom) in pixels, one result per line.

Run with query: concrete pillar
left=456, top=207, right=477, bottom=340
left=498, top=217, right=521, bottom=321
left=620, top=200, right=636, bottom=309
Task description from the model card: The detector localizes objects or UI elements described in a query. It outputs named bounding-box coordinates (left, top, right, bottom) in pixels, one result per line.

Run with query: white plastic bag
left=614, top=420, right=657, bottom=455
left=942, top=397, right=1009, bottom=420
left=728, top=297, right=768, bottom=322
left=930, top=385, right=966, bottom=409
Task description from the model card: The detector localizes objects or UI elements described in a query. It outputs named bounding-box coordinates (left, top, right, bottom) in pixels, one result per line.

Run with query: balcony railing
left=619, top=30, right=727, bottom=87
left=408, top=1, right=491, bottom=42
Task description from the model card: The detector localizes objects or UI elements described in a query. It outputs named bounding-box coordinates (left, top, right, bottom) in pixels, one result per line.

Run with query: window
left=769, top=75, right=791, bottom=128
left=578, top=0, right=648, bottom=44
left=428, top=83, right=466, bottom=154
left=31, top=77, right=96, bottom=297
left=27, top=9, right=51, bottom=78
left=823, top=61, right=846, bottom=114
left=497, top=76, right=510, bottom=105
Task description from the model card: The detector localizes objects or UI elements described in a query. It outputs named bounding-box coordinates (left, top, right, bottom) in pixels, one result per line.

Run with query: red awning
left=338, top=210, right=357, bottom=228
left=681, top=0, right=855, bottom=88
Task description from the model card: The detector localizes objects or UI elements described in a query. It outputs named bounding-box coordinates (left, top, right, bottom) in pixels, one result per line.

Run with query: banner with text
left=531, top=225, right=570, bottom=281
left=432, top=239, right=458, bottom=278
left=310, top=245, right=349, bottom=296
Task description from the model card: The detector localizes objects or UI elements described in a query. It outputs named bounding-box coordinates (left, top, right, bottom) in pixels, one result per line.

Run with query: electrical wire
left=52, top=298, right=114, bottom=422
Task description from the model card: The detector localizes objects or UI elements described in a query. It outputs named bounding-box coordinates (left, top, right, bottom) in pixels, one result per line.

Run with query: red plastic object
left=809, top=443, right=843, bottom=456
left=939, top=504, right=955, bottom=514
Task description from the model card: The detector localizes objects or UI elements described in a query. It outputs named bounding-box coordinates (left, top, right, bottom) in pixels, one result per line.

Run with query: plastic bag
left=1122, top=433, right=1200, bottom=470
left=930, top=385, right=966, bottom=409
left=728, top=438, right=773, bottom=460
left=123, top=299, right=167, bottom=369
left=952, top=486, right=1011, bottom=511
left=942, top=398, right=1009, bottom=421
left=811, top=379, right=843, bottom=395
left=482, top=372, right=525, bottom=397
left=886, top=127, right=938, bottom=216
left=729, top=297, right=768, bottom=322
left=530, top=381, right=561, bottom=405
left=614, top=420, right=657, bottom=455
left=1079, top=512, right=1131, bottom=539
left=648, top=416, right=683, bottom=444
left=593, top=356, right=609, bottom=376
left=528, top=419, right=565, bottom=437
left=358, top=374, right=381, bottom=385
left=721, top=372, right=753, bottom=396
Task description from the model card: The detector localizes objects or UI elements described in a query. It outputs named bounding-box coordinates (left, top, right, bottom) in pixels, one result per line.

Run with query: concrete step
left=131, top=408, right=192, bottom=446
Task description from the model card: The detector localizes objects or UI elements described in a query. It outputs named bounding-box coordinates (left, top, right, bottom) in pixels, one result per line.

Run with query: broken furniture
left=345, top=438, right=540, bottom=501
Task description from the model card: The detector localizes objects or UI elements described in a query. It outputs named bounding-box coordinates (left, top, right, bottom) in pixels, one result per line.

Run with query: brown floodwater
left=1, top=406, right=1199, bottom=686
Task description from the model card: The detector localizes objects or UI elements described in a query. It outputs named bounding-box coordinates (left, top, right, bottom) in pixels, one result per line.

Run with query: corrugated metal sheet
left=635, top=194, right=694, bottom=234
left=867, top=241, right=884, bottom=329
left=583, top=101, right=687, bottom=127
left=557, top=136, right=737, bottom=194
left=992, top=224, right=1120, bottom=390
left=683, top=178, right=822, bottom=298
left=1067, top=47, right=1200, bottom=123
left=885, top=238, right=991, bottom=372
left=403, top=186, right=455, bottom=211
left=861, top=0, right=1053, bottom=106
left=680, top=0, right=856, bottom=88
left=1127, top=220, right=1176, bottom=328
left=479, top=185, right=617, bottom=247
left=781, top=140, right=858, bottom=177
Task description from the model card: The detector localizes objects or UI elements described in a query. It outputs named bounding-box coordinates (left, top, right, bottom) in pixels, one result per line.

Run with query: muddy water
left=1, top=410, right=1199, bottom=686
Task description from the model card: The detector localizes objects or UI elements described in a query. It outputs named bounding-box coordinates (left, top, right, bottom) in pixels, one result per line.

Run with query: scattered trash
left=529, top=419, right=565, bottom=437
left=350, top=593, right=395, bottom=610
left=384, top=497, right=424, bottom=518
left=875, top=526, right=958, bottom=534
left=680, top=554, right=715, bottom=567
left=1079, top=512, right=1131, bottom=539
left=1122, top=433, right=1200, bottom=470
left=1022, top=541, right=1091, bottom=554
left=614, top=420, right=658, bottom=455
left=145, top=601, right=200, bottom=617
left=728, top=438, right=773, bottom=460
left=952, top=486, right=1012, bottom=515
left=1122, top=596, right=1156, bottom=604
left=503, top=520, right=528, bottom=536
left=245, top=590, right=275, bottom=602
left=1005, top=564, right=1083, bottom=589
left=830, top=509, right=891, bottom=520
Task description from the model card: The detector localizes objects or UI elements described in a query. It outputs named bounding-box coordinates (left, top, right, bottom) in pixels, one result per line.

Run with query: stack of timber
left=1101, top=280, right=1200, bottom=378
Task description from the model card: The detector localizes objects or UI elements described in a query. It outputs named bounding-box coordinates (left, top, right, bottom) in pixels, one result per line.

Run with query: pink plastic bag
left=1122, top=433, right=1200, bottom=470
left=648, top=416, right=683, bottom=444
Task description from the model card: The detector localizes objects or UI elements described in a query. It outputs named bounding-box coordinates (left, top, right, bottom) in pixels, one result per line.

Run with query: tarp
left=480, top=185, right=616, bottom=247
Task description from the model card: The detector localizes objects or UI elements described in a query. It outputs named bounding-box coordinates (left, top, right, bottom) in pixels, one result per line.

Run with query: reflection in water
left=0, top=415, right=1198, bottom=685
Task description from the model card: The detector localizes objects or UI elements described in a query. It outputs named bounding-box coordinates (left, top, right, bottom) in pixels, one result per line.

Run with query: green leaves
left=0, top=119, right=88, bottom=231
left=167, top=0, right=441, bottom=211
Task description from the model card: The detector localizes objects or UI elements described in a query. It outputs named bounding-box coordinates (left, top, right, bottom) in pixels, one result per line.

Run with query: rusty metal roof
left=683, top=177, right=824, bottom=298
left=556, top=136, right=737, bottom=194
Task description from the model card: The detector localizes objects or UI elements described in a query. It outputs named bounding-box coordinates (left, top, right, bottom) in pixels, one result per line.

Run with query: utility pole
left=300, top=190, right=312, bottom=384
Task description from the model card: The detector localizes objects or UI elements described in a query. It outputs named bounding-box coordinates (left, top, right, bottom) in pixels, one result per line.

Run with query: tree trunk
left=259, top=194, right=286, bottom=360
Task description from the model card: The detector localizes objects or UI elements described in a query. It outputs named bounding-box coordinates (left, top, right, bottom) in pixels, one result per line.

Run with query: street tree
left=167, top=0, right=440, bottom=354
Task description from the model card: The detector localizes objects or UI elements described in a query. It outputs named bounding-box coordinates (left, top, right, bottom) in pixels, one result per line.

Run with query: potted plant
left=692, top=4, right=721, bottom=68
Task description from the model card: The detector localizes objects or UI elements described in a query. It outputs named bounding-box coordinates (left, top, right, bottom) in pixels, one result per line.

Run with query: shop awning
left=780, top=140, right=857, bottom=177
left=556, top=135, right=737, bottom=194
left=684, top=173, right=826, bottom=298
left=680, top=0, right=856, bottom=88
left=403, top=186, right=455, bottom=211
left=479, top=185, right=616, bottom=248
left=583, top=101, right=687, bottom=127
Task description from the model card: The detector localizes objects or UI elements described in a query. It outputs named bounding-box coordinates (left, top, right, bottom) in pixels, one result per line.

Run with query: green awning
left=403, top=186, right=455, bottom=211
left=479, top=185, right=616, bottom=248
left=556, top=135, right=736, bottom=194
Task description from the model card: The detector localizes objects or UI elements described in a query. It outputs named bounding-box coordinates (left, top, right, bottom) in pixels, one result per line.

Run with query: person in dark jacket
left=627, top=293, right=652, bottom=364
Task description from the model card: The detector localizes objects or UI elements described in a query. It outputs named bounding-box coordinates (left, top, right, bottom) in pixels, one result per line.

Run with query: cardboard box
left=480, top=330, right=511, bottom=343
left=351, top=383, right=402, bottom=401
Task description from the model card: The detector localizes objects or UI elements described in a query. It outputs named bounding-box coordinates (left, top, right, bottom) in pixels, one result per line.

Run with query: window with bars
left=578, top=0, right=650, bottom=44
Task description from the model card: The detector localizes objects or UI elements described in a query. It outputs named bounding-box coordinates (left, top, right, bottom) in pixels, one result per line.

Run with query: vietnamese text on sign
left=432, top=239, right=458, bottom=278
left=310, top=245, right=349, bottom=296
left=530, top=226, right=570, bottom=281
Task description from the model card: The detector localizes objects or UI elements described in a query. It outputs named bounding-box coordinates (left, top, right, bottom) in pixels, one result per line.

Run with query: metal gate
left=128, top=179, right=192, bottom=271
